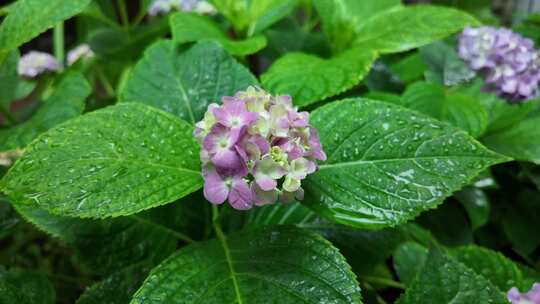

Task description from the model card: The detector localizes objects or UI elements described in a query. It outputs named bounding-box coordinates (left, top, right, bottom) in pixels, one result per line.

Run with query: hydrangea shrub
left=0, top=0, right=539, bottom=303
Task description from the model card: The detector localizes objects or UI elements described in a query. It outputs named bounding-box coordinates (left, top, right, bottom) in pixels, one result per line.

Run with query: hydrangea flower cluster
left=458, top=26, right=540, bottom=102
left=67, top=44, right=95, bottom=66
left=18, top=51, right=61, bottom=78
left=148, top=0, right=215, bottom=16
left=508, top=283, right=540, bottom=304
left=193, top=87, right=327, bottom=210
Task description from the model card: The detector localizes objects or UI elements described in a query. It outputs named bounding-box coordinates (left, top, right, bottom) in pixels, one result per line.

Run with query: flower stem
left=118, top=0, right=130, bottom=28
left=0, top=105, right=16, bottom=125
left=362, top=276, right=405, bottom=290
left=53, top=22, right=64, bottom=64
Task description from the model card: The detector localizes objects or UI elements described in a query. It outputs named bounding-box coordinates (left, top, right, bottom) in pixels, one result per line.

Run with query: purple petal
left=203, top=169, right=229, bottom=204
left=228, top=178, right=253, bottom=210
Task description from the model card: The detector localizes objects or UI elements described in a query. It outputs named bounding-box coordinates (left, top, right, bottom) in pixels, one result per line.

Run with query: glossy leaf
left=120, top=40, right=258, bottom=123
left=131, top=226, right=362, bottom=304
left=261, top=48, right=377, bottom=107
left=1, top=103, right=202, bottom=218
left=170, top=12, right=266, bottom=56
left=303, top=98, right=508, bottom=229
left=354, top=5, right=479, bottom=54
left=0, top=0, right=92, bottom=59
left=396, top=250, right=507, bottom=304
left=0, top=72, right=91, bottom=152
left=401, top=82, right=488, bottom=137
left=313, top=0, right=400, bottom=52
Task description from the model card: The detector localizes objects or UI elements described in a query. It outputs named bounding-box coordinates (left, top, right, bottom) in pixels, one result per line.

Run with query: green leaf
left=396, top=250, right=507, bottom=304
left=354, top=5, right=479, bottom=54
left=502, top=190, right=540, bottom=257
left=88, top=18, right=170, bottom=61
left=482, top=110, right=540, bottom=164
left=261, top=48, right=378, bottom=107
left=170, top=12, right=266, bottom=56
left=392, top=242, right=429, bottom=286
left=313, top=0, right=400, bottom=53
left=0, top=0, right=92, bottom=59
left=387, top=52, right=427, bottom=84
left=0, top=50, right=18, bottom=107
left=0, top=72, right=91, bottom=152
left=120, top=40, right=257, bottom=123
left=1, top=103, right=202, bottom=218
left=419, top=41, right=475, bottom=86
left=209, top=0, right=298, bottom=35
left=401, top=82, right=488, bottom=137
left=131, top=226, right=362, bottom=304
left=454, top=187, right=490, bottom=230
left=0, top=269, right=55, bottom=304
left=0, top=196, right=20, bottom=239
left=0, top=280, right=31, bottom=304
left=458, top=79, right=539, bottom=135
left=13, top=203, right=178, bottom=274
left=243, top=203, right=408, bottom=275
left=416, top=201, right=472, bottom=246
left=303, top=98, right=508, bottom=229
left=451, top=245, right=533, bottom=292
left=76, top=263, right=152, bottom=304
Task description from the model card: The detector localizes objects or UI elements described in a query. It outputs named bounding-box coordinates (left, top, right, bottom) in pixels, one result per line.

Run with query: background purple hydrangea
left=508, top=283, right=540, bottom=304
left=194, top=87, right=326, bottom=210
left=459, top=26, right=540, bottom=102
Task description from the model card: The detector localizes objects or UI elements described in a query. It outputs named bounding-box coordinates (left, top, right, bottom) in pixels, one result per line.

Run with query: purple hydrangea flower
left=458, top=26, right=540, bottom=102
left=194, top=87, right=327, bottom=210
left=18, top=51, right=61, bottom=78
left=67, top=44, right=95, bottom=66
left=148, top=0, right=215, bottom=16
left=508, top=283, right=540, bottom=304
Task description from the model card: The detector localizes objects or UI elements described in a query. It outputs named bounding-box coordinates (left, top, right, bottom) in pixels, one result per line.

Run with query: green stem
left=118, top=0, right=130, bottom=28
left=96, top=67, right=115, bottom=97
left=132, top=0, right=147, bottom=27
left=212, top=205, right=244, bottom=304
left=0, top=105, right=16, bottom=125
left=362, top=276, right=406, bottom=290
left=53, top=22, right=64, bottom=64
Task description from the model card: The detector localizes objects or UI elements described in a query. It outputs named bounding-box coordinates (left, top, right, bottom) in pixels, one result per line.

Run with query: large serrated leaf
left=0, top=72, right=91, bottom=152
left=131, top=225, right=362, bottom=304
left=396, top=249, right=507, bottom=303
left=0, top=0, right=92, bottom=60
left=354, top=5, right=479, bottom=54
left=170, top=13, right=266, bottom=56
left=1, top=103, right=202, bottom=218
left=261, top=48, right=377, bottom=107
left=120, top=40, right=258, bottom=123
left=303, top=98, right=509, bottom=229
